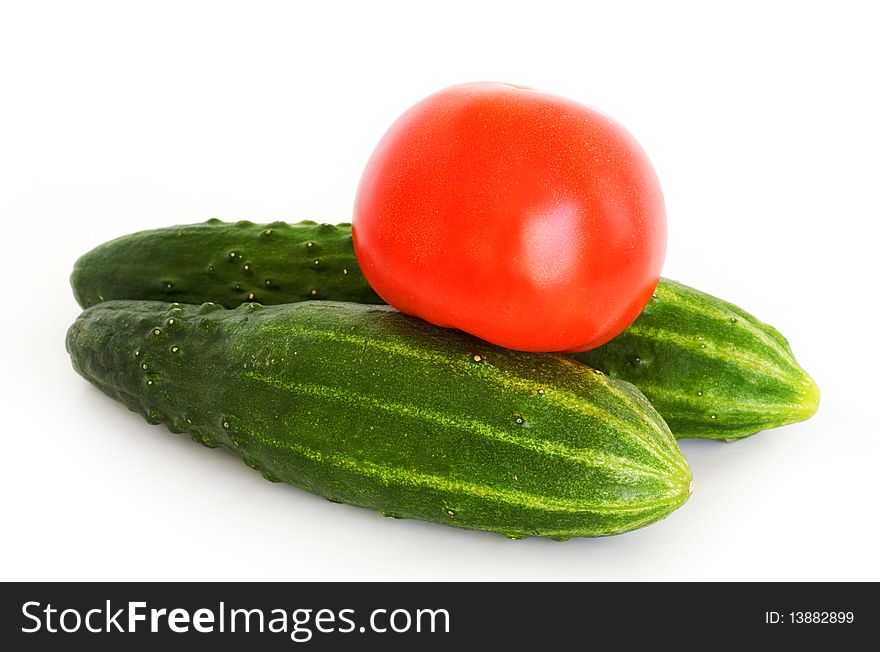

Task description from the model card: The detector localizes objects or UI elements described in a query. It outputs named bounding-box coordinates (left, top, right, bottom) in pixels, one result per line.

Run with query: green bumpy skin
left=66, top=300, right=692, bottom=540
left=71, top=219, right=383, bottom=309
left=70, top=220, right=819, bottom=440
left=573, top=280, right=820, bottom=440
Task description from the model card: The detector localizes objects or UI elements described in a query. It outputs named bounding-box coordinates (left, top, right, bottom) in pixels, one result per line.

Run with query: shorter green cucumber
left=66, top=300, right=693, bottom=539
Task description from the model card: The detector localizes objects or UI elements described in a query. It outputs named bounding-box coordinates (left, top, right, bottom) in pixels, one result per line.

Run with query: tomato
left=352, top=82, right=666, bottom=352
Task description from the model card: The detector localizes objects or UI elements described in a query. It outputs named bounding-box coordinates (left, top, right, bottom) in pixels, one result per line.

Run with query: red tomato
left=353, top=82, right=666, bottom=352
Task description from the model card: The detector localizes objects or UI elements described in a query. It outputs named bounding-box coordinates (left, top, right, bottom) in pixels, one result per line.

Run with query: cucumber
left=71, top=219, right=819, bottom=440
left=572, top=280, right=819, bottom=440
left=66, top=300, right=693, bottom=539
left=71, top=219, right=383, bottom=309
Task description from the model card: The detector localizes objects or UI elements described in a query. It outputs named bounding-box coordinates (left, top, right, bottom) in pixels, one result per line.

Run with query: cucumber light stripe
left=653, top=285, right=792, bottom=360
left=260, top=321, right=684, bottom=471
left=631, top=382, right=812, bottom=416
left=622, top=321, right=795, bottom=385
left=244, top=371, right=673, bottom=483
left=251, top=433, right=686, bottom=516
left=532, top=511, right=677, bottom=539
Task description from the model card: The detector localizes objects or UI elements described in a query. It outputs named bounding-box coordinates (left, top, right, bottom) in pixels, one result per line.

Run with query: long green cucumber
left=71, top=219, right=383, bottom=309
left=70, top=220, right=819, bottom=439
left=572, top=280, right=819, bottom=440
left=66, top=300, right=692, bottom=539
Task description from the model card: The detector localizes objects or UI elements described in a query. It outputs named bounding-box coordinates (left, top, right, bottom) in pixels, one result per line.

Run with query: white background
left=1, top=1, right=877, bottom=581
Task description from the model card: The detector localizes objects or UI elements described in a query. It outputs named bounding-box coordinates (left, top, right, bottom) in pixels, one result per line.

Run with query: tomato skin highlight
left=353, top=82, right=666, bottom=352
